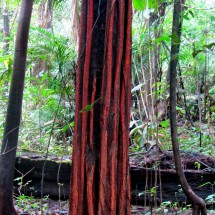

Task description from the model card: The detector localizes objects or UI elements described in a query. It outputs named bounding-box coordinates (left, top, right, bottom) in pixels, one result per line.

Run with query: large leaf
left=155, top=35, right=171, bottom=43
left=132, top=0, right=146, bottom=10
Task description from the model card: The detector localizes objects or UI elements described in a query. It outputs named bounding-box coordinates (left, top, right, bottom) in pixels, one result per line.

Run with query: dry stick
left=144, top=158, right=148, bottom=214
left=57, top=157, right=63, bottom=213
left=148, top=20, right=154, bottom=121
left=15, top=167, right=35, bottom=195
left=197, top=76, right=202, bottom=148
left=159, top=166, right=163, bottom=203
left=133, top=61, right=148, bottom=120
left=203, top=45, right=207, bottom=118
left=138, top=19, right=149, bottom=120
left=154, top=167, right=158, bottom=208
left=169, top=0, right=207, bottom=214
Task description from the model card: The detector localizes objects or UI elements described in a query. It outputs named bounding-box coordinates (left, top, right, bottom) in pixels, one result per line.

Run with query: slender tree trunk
left=69, top=0, right=132, bottom=214
left=169, top=0, right=207, bottom=214
left=0, top=1, right=33, bottom=214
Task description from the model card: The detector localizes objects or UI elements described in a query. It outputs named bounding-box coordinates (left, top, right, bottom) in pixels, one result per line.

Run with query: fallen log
left=14, top=150, right=215, bottom=206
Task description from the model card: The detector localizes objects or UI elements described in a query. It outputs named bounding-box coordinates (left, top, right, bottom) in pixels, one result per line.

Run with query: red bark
left=69, top=0, right=132, bottom=214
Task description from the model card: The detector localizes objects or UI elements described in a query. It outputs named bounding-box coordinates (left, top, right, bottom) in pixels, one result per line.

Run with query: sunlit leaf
left=160, top=120, right=169, bottom=128
left=194, top=162, right=201, bottom=170
left=150, top=187, right=157, bottom=195
left=69, top=121, right=75, bottom=127
left=132, top=0, right=146, bottom=10
left=155, top=36, right=171, bottom=43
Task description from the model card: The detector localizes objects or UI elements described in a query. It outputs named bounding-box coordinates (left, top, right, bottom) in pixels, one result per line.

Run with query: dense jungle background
left=0, top=0, right=215, bottom=214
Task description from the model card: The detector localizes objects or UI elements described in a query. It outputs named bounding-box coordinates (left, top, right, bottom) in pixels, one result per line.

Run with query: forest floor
left=14, top=198, right=215, bottom=215
left=14, top=150, right=215, bottom=214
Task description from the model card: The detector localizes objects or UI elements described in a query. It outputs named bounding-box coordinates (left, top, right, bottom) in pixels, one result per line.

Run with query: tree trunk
left=32, top=0, right=53, bottom=78
left=69, top=0, right=132, bottom=214
left=169, top=0, right=207, bottom=214
left=0, top=1, right=33, bottom=214
left=71, top=0, right=80, bottom=49
left=38, top=0, right=53, bottom=29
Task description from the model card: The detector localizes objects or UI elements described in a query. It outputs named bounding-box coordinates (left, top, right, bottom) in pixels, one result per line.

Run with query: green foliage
left=132, top=0, right=146, bottom=10
left=15, top=195, right=48, bottom=213
left=132, top=0, right=170, bottom=12
left=0, top=0, right=77, bottom=155
left=130, top=0, right=215, bottom=162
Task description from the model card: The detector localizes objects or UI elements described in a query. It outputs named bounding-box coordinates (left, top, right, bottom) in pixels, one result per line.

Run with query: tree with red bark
left=69, top=0, right=132, bottom=214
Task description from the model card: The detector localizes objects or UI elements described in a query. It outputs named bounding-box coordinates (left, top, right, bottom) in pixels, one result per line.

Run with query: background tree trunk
left=71, top=0, right=80, bottom=49
left=0, top=1, right=33, bottom=214
left=32, top=0, right=53, bottom=78
left=169, top=0, right=207, bottom=214
left=69, top=0, right=132, bottom=214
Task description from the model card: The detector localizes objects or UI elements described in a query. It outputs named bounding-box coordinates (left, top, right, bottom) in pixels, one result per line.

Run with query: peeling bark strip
left=0, top=0, right=33, bottom=214
left=69, top=0, right=132, bottom=214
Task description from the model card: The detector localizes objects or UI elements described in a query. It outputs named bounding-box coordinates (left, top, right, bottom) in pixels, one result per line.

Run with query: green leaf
left=169, top=33, right=181, bottom=44
left=155, top=36, right=171, bottom=43
left=160, top=120, right=170, bottom=128
left=188, top=10, right=195, bottom=18
left=194, top=162, right=201, bottom=170
left=132, top=0, right=146, bottom=10
left=62, top=124, right=69, bottom=132
left=69, top=121, right=75, bottom=127
left=183, top=14, right=190, bottom=21
left=192, top=49, right=203, bottom=58
left=150, top=187, right=157, bottom=196
left=204, top=43, right=215, bottom=50
left=80, top=98, right=101, bottom=113
left=80, top=104, right=94, bottom=113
